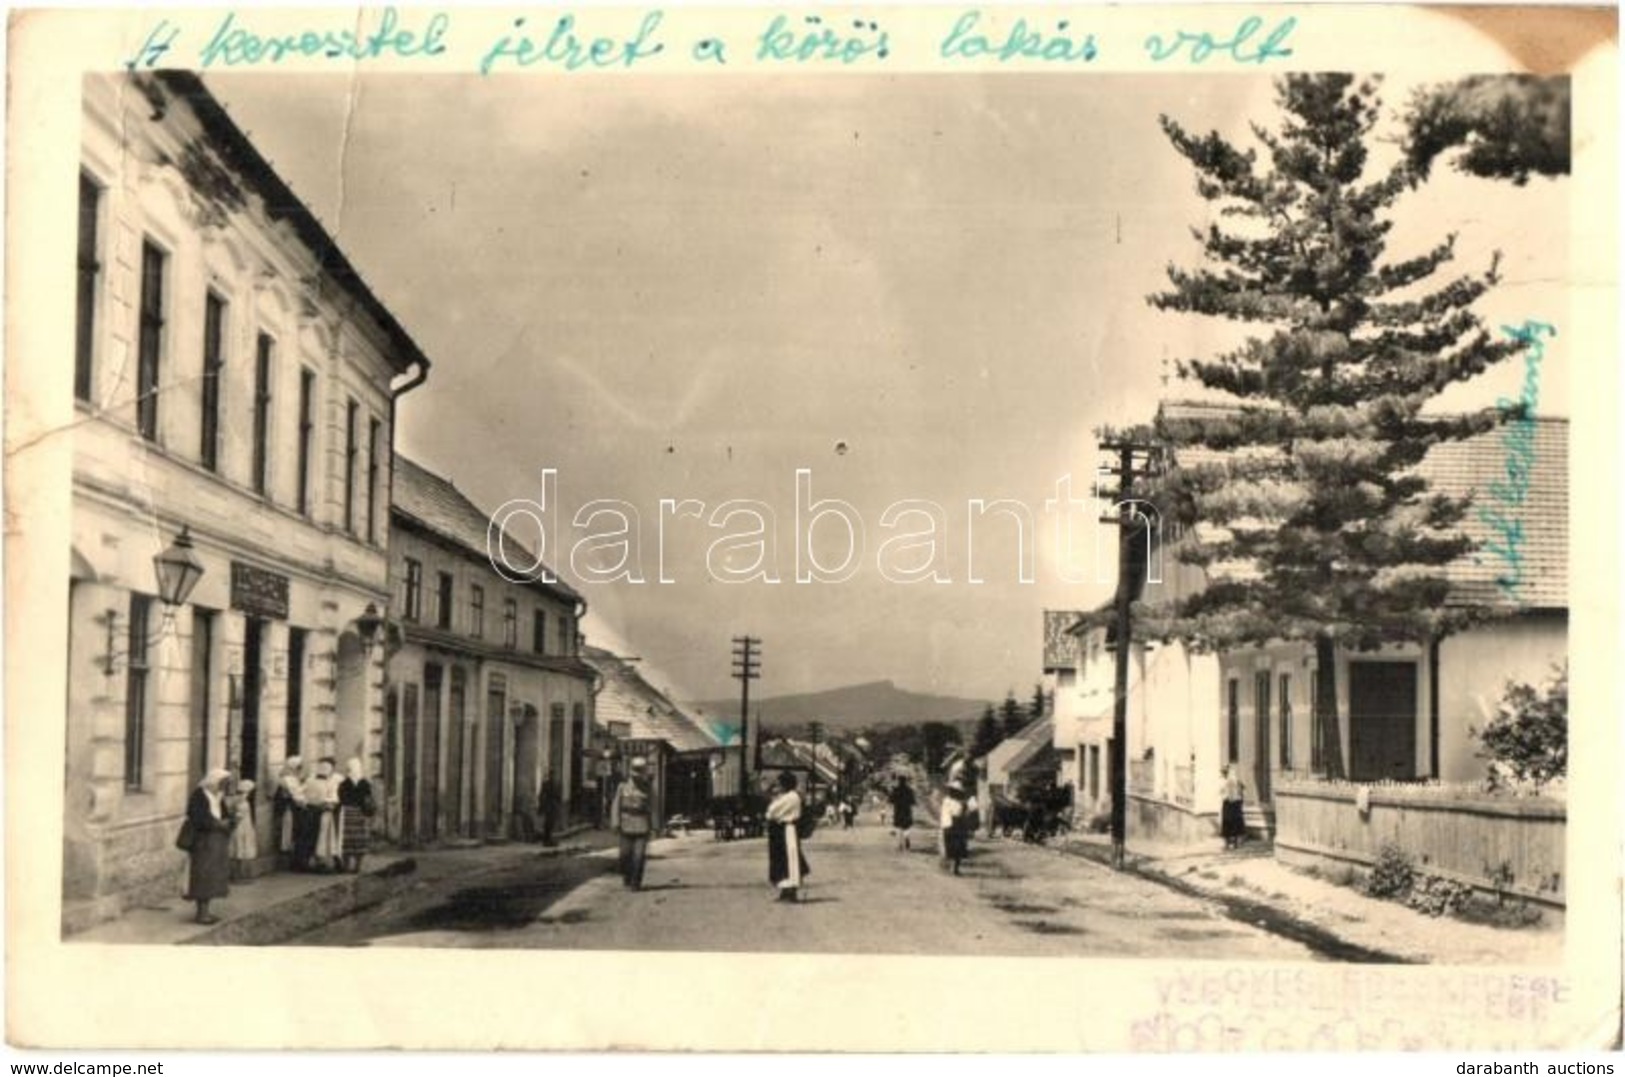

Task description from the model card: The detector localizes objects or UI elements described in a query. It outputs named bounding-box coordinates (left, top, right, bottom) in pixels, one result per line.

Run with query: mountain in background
left=689, top=680, right=988, bottom=735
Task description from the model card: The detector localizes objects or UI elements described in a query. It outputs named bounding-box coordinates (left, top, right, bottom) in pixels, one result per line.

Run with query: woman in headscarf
left=274, top=757, right=306, bottom=870
left=764, top=770, right=811, bottom=903
left=337, top=758, right=375, bottom=874
left=303, top=758, right=342, bottom=873
left=183, top=769, right=234, bottom=924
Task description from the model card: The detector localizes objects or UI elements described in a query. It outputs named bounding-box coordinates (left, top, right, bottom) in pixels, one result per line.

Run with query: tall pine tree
left=972, top=707, right=1001, bottom=758
left=1148, top=74, right=1526, bottom=779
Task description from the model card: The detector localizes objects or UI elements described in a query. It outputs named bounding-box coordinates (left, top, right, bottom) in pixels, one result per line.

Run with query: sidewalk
left=71, top=828, right=609, bottom=947
left=1038, top=831, right=1565, bottom=965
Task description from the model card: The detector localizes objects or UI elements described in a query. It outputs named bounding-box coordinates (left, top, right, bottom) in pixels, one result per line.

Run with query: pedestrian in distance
left=611, top=758, right=654, bottom=890
left=1221, top=765, right=1247, bottom=849
left=840, top=798, right=856, bottom=830
left=939, top=783, right=977, bottom=876
left=337, top=758, right=375, bottom=874
left=889, top=776, right=916, bottom=851
left=180, top=768, right=235, bottom=924
left=227, top=777, right=257, bottom=882
left=766, top=770, right=811, bottom=902
left=536, top=774, right=559, bottom=847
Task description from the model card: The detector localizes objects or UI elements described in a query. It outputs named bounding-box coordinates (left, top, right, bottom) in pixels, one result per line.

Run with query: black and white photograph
left=5, top=1, right=1620, bottom=1055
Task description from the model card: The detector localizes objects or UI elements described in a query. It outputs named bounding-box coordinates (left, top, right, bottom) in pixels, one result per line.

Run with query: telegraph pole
left=809, top=721, right=822, bottom=803
left=731, top=636, right=761, bottom=806
left=1098, top=434, right=1159, bottom=871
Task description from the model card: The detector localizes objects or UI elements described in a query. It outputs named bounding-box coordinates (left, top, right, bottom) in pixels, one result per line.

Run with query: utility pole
left=808, top=721, right=822, bottom=804
left=1098, top=434, right=1160, bottom=871
left=731, top=636, right=761, bottom=808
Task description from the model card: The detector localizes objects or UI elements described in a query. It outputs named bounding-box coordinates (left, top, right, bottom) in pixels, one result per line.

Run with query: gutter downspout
left=381, top=358, right=427, bottom=839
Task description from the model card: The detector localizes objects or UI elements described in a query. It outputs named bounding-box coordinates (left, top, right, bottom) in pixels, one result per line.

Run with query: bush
left=1366, top=842, right=1415, bottom=899
left=1406, top=874, right=1474, bottom=917
left=1474, top=662, right=1567, bottom=787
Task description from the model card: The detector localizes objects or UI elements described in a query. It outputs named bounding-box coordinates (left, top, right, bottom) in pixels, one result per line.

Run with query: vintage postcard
left=5, top=1, right=1620, bottom=1053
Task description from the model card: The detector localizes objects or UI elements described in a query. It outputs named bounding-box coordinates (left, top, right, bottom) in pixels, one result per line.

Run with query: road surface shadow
left=989, top=899, right=1062, bottom=915
left=1013, top=919, right=1086, bottom=935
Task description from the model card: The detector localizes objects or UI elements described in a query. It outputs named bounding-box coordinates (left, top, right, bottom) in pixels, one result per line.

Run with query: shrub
left=1366, top=842, right=1416, bottom=899
left=1473, top=662, right=1567, bottom=787
left=1406, top=874, right=1474, bottom=917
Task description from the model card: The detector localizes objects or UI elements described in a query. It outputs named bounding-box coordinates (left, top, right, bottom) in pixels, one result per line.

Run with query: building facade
left=1125, top=413, right=1567, bottom=840
left=65, top=73, right=430, bottom=929
left=386, top=458, right=596, bottom=846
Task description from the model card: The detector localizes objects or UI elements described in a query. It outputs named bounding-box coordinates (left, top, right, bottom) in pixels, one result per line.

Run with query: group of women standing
left=180, top=757, right=376, bottom=926
left=274, top=756, right=376, bottom=874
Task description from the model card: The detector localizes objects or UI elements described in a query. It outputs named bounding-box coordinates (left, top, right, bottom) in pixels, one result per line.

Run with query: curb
left=182, top=858, right=423, bottom=947
left=1045, top=838, right=1413, bottom=963
left=183, top=839, right=601, bottom=946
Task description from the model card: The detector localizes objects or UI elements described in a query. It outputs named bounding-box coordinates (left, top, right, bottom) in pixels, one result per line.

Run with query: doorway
left=513, top=704, right=540, bottom=840
left=485, top=677, right=507, bottom=837
left=1253, top=670, right=1272, bottom=803
left=422, top=664, right=443, bottom=842
left=446, top=668, right=467, bottom=838
left=1349, top=661, right=1418, bottom=782
left=240, top=618, right=264, bottom=786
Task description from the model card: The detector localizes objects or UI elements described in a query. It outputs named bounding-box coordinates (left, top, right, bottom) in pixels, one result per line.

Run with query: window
left=75, top=173, right=101, bottom=403
left=252, top=333, right=273, bottom=495
left=137, top=240, right=166, bottom=441
left=366, top=418, right=381, bottom=544
left=1310, top=670, right=1323, bottom=772
left=437, top=572, right=454, bottom=630
left=344, top=399, right=359, bottom=533
left=1226, top=679, right=1240, bottom=764
left=557, top=614, right=572, bottom=656
left=469, top=585, right=485, bottom=639
left=123, top=594, right=152, bottom=788
left=296, top=369, right=315, bottom=515
left=403, top=558, right=422, bottom=622
left=503, top=599, right=517, bottom=650
left=200, top=293, right=226, bottom=470
left=1279, top=673, right=1293, bottom=769
left=532, top=610, right=546, bottom=655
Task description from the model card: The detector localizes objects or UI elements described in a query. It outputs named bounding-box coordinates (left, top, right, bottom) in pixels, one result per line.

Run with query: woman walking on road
left=765, top=770, right=811, bottom=902
left=939, top=783, right=977, bottom=876
left=888, top=776, right=916, bottom=851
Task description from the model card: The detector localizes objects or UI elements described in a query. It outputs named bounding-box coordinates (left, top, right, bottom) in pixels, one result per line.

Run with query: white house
left=65, top=73, right=431, bottom=929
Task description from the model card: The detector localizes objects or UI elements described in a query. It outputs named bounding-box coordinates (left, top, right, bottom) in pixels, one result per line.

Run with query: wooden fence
left=1272, top=779, right=1566, bottom=906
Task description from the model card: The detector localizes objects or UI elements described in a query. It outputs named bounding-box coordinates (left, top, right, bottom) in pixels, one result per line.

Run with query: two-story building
left=64, top=72, right=429, bottom=930
left=386, top=458, right=596, bottom=845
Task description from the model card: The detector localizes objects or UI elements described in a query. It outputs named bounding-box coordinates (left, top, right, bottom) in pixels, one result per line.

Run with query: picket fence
left=1271, top=778, right=1566, bottom=906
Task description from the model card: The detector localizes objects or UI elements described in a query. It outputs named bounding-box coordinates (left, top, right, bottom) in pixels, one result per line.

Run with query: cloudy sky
left=205, top=72, right=1569, bottom=705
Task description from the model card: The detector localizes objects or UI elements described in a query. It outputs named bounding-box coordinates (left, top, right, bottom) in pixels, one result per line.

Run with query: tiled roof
left=1153, top=403, right=1567, bottom=611
left=392, top=456, right=580, bottom=603
left=1419, top=417, right=1566, bottom=609
left=580, top=646, right=719, bottom=753
left=985, top=717, right=1055, bottom=782
left=1043, top=610, right=1085, bottom=669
